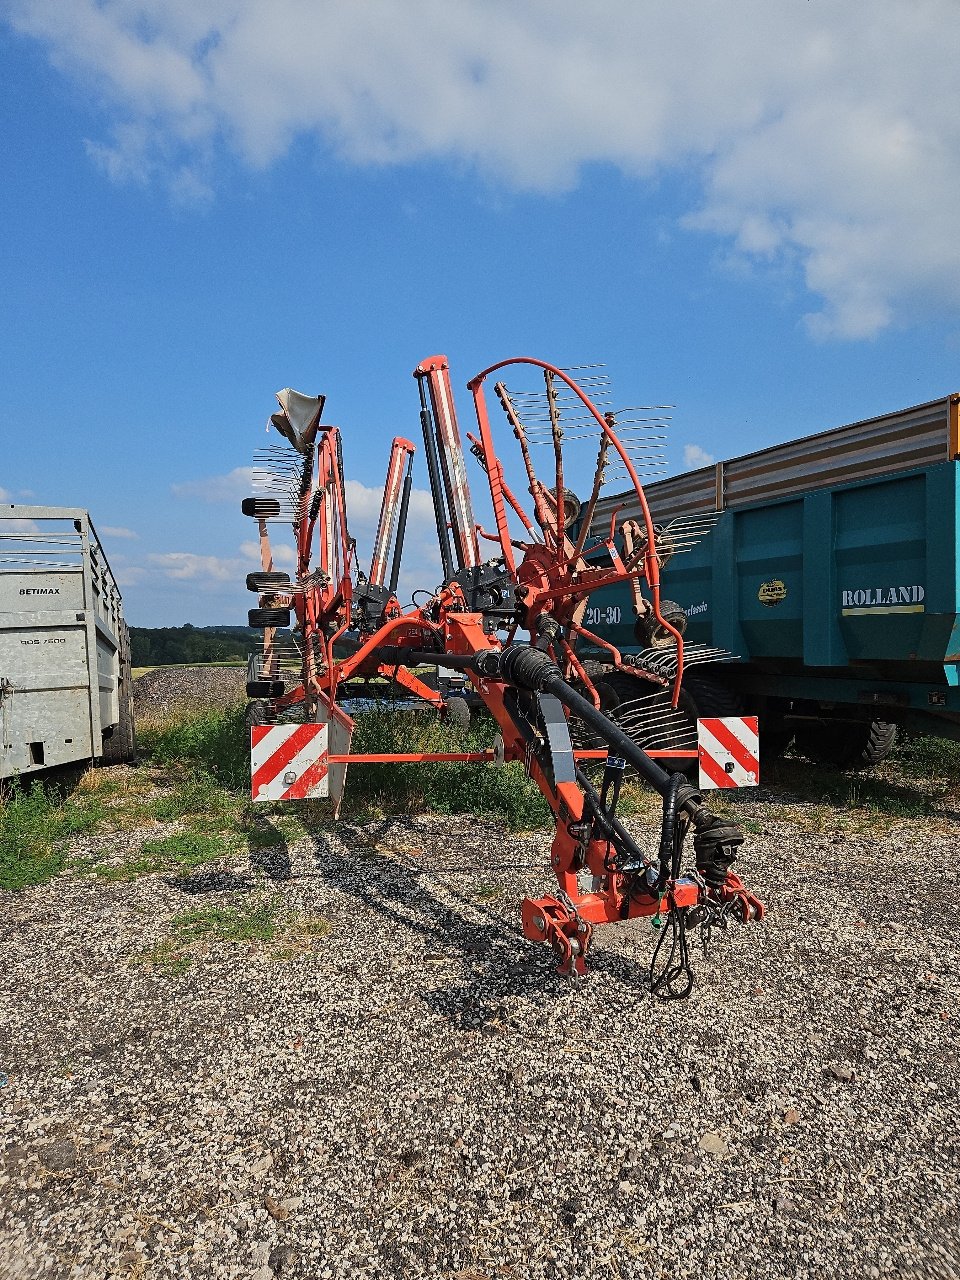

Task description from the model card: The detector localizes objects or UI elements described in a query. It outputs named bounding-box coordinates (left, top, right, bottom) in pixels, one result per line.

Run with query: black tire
left=246, top=679, right=285, bottom=699
left=682, top=672, right=743, bottom=719
left=794, top=719, right=897, bottom=769
left=241, top=497, right=281, bottom=519
left=444, top=696, right=472, bottom=730
left=246, top=571, right=291, bottom=593
left=245, top=700, right=272, bottom=728
left=635, top=600, right=688, bottom=648
left=248, top=607, right=291, bottom=629
left=860, top=720, right=898, bottom=765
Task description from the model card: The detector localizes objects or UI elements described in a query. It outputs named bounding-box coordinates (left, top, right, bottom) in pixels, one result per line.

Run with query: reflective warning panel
left=697, top=717, right=759, bottom=790
left=251, top=724, right=329, bottom=802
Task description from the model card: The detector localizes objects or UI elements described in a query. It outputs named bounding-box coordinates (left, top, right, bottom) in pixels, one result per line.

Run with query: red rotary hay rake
left=241, top=355, right=763, bottom=997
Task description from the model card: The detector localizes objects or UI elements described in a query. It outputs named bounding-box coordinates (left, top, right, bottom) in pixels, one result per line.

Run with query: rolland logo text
left=841, top=585, right=923, bottom=607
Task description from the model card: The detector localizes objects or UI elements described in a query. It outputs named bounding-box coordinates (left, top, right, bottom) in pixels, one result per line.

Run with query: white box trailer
left=0, top=506, right=135, bottom=780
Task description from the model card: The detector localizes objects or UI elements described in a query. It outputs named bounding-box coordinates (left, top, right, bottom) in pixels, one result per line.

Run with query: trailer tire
left=860, top=720, right=898, bottom=764
left=100, top=630, right=138, bottom=766
left=794, top=719, right=897, bottom=768
left=682, top=673, right=743, bottom=719
left=635, top=600, right=688, bottom=648
left=444, top=696, right=472, bottom=730
left=100, top=691, right=137, bottom=765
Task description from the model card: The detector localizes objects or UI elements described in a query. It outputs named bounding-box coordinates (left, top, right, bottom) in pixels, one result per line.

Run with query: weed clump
left=0, top=781, right=106, bottom=891
left=137, top=701, right=249, bottom=790
left=135, top=896, right=330, bottom=973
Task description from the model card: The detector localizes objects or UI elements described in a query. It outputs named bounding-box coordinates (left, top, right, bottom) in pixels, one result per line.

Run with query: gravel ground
left=1, top=675, right=958, bottom=1279
left=132, top=667, right=246, bottom=718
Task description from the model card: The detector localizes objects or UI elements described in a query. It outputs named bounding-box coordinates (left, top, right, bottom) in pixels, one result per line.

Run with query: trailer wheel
left=444, top=696, right=472, bottom=730
left=248, top=607, right=291, bottom=629
left=635, top=600, right=688, bottom=648
left=100, top=690, right=137, bottom=765
left=860, top=720, right=898, bottom=764
left=794, top=719, right=897, bottom=768
left=682, top=673, right=743, bottom=719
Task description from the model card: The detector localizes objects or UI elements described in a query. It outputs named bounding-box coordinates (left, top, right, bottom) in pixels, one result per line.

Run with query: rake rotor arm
left=469, top=356, right=686, bottom=703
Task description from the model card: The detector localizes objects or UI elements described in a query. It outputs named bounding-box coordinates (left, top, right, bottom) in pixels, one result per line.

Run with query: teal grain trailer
left=580, top=392, right=960, bottom=764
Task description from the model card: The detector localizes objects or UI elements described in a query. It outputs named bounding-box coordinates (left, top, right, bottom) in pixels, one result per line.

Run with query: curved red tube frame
left=467, top=357, right=685, bottom=705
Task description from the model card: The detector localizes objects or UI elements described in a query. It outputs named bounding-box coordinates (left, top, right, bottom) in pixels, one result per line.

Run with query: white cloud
left=147, top=550, right=243, bottom=582
left=100, top=524, right=139, bottom=539
left=683, top=444, right=715, bottom=469
left=113, top=563, right=147, bottom=587
left=172, top=465, right=254, bottom=502
left=344, top=479, right=441, bottom=597
left=6, top=0, right=960, bottom=337
left=0, top=488, right=9, bottom=501
left=239, top=538, right=296, bottom=568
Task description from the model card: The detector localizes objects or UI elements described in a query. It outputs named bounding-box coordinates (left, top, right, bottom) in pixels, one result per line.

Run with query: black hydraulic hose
left=537, top=667, right=673, bottom=797
left=373, top=641, right=744, bottom=878
left=655, top=771, right=683, bottom=893
left=416, top=377, right=455, bottom=584
left=575, top=766, right=651, bottom=872
left=389, top=463, right=413, bottom=597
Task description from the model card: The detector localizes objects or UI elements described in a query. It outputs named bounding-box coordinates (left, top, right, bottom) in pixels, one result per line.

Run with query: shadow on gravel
left=246, top=817, right=292, bottom=881
left=295, top=816, right=654, bottom=1027
left=165, top=868, right=254, bottom=895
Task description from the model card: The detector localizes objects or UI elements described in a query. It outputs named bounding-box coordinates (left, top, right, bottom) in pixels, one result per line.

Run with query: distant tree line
left=130, top=624, right=257, bottom=667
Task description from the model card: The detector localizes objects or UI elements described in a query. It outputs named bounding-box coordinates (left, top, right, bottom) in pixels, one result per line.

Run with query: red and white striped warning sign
left=251, top=724, right=329, bottom=801
left=697, top=717, right=760, bottom=790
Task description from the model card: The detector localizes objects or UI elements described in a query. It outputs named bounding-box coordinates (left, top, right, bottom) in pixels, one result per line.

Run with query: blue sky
left=2, top=1, right=959, bottom=626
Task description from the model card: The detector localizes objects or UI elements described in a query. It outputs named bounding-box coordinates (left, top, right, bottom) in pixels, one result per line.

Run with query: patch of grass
left=137, top=938, right=195, bottom=975
left=95, top=829, right=234, bottom=882
left=757, top=744, right=958, bottom=833
left=344, top=705, right=549, bottom=830
left=135, top=897, right=330, bottom=973
left=138, top=701, right=249, bottom=790
left=891, top=733, right=960, bottom=782
left=149, top=769, right=244, bottom=827
left=170, top=898, right=285, bottom=945
left=72, top=767, right=158, bottom=831
left=0, top=781, right=108, bottom=891
left=473, top=882, right=503, bottom=901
